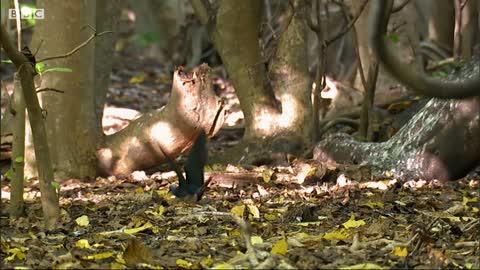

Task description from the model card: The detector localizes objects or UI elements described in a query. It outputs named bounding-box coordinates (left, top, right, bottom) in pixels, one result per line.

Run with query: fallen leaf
left=124, top=222, right=153, bottom=234
left=75, top=215, right=90, bottom=227
left=343, top=215, right=366, bottom=228
left=82, top=252, right=114, bottom=260
left=323, top=228, right=350, bottom=241
left=264, top=213, right=277, bottom=221
left=392, top=246, right=408, bottom=257
left=247, top=205, right=260, bottom=219
left=75, top=239, right=91, bottom=249
left=231, top=205, right=245, bottom=217
left=176, top=258, right=192, bottom=268
left=251, top=236, right=263, bottom=245
left=271, top=237, right=288, bottom=255
left=129, top=73, right=146, bottom=84
left=361, top=201, right=384, bottom=209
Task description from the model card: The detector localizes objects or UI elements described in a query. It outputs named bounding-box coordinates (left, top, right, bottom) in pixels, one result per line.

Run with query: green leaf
left=42, top=67, right=73, bottom=74
left=388, top=34, right=400, bottom=44
left=26, top=18, right=36, bottom=26
left=4, top=167, right=13, bottom=179
left=14, top=156, right=24, bottom=163
left=35, top=62, right=45, bottom=74
left=131, top=32, right=160, bottom=47
left=1, top=60, right=13, bottom=63
left=51, top=181, right=60, bottom=190
left=432, top=70, right=448, bottom=78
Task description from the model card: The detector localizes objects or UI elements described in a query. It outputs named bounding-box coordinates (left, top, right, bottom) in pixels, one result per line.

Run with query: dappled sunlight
left=102, top=106, right=141, bottom=135
left=150, top=121, right=176, bottom=148
left=252, top=96, right=302, bottom=132
left=279, top=94, right=300, bottom=128
left=254, top=110, right=279, bottom=132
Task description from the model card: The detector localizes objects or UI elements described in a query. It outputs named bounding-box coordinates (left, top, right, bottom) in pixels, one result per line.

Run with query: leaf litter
left=1, top=164, right=479, bottom=269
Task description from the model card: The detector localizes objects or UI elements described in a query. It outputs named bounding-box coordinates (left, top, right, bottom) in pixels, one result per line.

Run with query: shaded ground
left=1, top=167, right=479, bottom=268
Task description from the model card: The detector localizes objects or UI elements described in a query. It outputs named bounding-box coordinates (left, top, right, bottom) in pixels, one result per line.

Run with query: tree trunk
left=10, top=73, right=26, bottom=217
left=415, top=0, right=455, bottom=52
left=193, top=0, right=313, bottom=164
left=209, top=0, right=279, bottom=140
left=27, top=0, right=111, bottom=179
left=314, top=96, right=480, bottom=181
left=314, top=0, right=480, bottom=181
left=459, top=0, right=479, bottom=58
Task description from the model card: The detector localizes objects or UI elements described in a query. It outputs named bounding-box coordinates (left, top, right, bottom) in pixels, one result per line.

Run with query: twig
left=35, top=88, right=65, bottom=94
left=37, top=30, right=113, bottom=63
left=425, top=57, right=456, bottom=71
left=460, top=0, right=470, bottom=11
left=33, top=40, right=44, bottom=57
left=325, top=0, right=368, bottom=47
left=14, top=0, right=21, bottom=50
left=390, top=0, right=411, bottom=13
left=204, top=211, right=259, bottom=265
left=453, top=0, right=462, bottom=60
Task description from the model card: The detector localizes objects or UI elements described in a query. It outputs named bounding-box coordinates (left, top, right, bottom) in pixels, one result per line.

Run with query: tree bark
left=314, top=95, right=480, bottom=181
left=192, top=0, right=313, bottom=164
left=208, top=0, right=279, bottom=140
left=10, top=73, right=26, bottom=217
left=28, top=0, right=107, bottom=179
left=1, top=24, right=59, bottom=230
left=314, top=0, right=480, bottom=181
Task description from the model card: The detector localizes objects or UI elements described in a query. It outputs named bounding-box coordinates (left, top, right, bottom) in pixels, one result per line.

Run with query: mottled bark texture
left=28, top=0, right=109, bottom=179
left=1, top=24, right=59, bottom=230
left=313, top=0, right=480, bottom=181
left=314, top=96, right=480, bottom=181
left=192, top=0, right=313, bottom=164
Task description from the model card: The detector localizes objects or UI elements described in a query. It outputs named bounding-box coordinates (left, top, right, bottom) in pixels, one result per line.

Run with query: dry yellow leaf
left=262, top=168, right=274, bottom=183
left=361, top=201, right=384, bottom=209
left=271, top=237, right=288, bottom=255
left=5, top=247, right=27, bottom=261
left=230, top=205, right=245, bottom=217
left=75, top=239, right=91, bottom=249
left=264, top=213, right=277, bottom=221
left=323, top=228, right=350, bottom=241
left=343, top=215, right=366, bottom=228
left=392, top=246, right=408, bottom=257
left=228, top=229, right=241, bottom=237
left=250, top=236, right=263, bottom=245
left=463, top=196, right=478, bottom=206
left=110, top=262, right=127, bottom=269
left=75, top=215, right=90, bottom=227
left=176, top=258, right=192, bottom=268
left=82, top=252, right=114, bottom=260
left=200, top=255, right=215, bottom=268
left=145, top=205, right=165, bottom=216
left=247, top=205, right=260, bottom=219
left=129, top=73, right=146, bottom=84
left=295, top=232, right=311, bottom=239
left=124, top=222, right=153, bottom=234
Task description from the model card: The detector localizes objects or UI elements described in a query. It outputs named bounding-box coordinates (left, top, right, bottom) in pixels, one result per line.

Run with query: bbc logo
left=9, top=9, right=45, bottom=19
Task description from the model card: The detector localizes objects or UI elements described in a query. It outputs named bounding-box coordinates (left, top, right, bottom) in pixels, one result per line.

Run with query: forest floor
left=1, top=44, right=479, bottom=269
